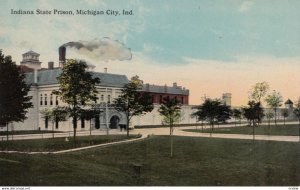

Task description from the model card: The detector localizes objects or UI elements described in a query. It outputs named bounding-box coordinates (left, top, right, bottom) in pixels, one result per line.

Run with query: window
left=50, top=94, right=53, bottom=106
left=95, top=115, right=100, bottom=129
left=45, top=116, right=48, bottom=129
left=40, top=94, right=43, bottom=106
left=56, top=96, right=59, bottom=105
left=81, top=117, right=85, bottom=128
left=181, top=97, right=184, bottom=104
left=159, top=95, right=162, bottom=104
left=44, top=94, right=47, bottom=106
left=55, top=117, right=59, bottom=129
left=107, top=95, right=111, bottom=104
left=101, top=94, right=104, bottom=101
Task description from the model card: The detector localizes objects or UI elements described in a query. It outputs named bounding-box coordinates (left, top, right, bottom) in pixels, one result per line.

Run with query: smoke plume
left=61, top=37, right=132, bottom=62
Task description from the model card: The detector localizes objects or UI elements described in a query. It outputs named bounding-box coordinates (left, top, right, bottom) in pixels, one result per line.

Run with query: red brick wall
left=147, top=92, right=189, bottom=105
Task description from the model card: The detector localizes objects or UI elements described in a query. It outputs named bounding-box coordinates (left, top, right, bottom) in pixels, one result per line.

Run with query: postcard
left=0, top=0, right=299, bottom=188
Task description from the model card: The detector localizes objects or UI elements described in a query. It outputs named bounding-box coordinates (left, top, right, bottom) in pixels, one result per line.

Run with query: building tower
left=20, top=50, right=42, bottom=70
left=284, top=99, right=293, bottom=109
left=20, top=50, right=42, bottom=83
left=222, top=93, right=232, bottom=106
left=284, top=99, right=294, bottom=120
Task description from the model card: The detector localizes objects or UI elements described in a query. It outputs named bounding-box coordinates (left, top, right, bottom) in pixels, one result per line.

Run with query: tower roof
left=22, top=50, right=40, bottom=56
left=284, top=99, right=293, bottom=104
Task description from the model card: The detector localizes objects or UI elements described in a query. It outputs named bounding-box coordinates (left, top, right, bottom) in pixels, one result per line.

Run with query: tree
left=80, top=108, right=100, bottom=136
left=191, top=106, right=206, bottom=131
left=113, top=75, right=153, bottom=137
left=242, top=101, right=264, bottom=127
left=281, top=108, right=289, bottom=126
left=158, top=97, right=181, bottom=157
left=265, top=112, right=274, bottom=128
left=249, top=81, right=269, bottom=103
left=53, top=59, right=100, bottom=141
left=193, top=99, right=231, bottom=136
left=41, top=106, right=68, bottom=138
left=232, top=108, right=242, bottom=126
left=0, top=50, right=33, bottom=141
left=40, top=108, right=52, bottom=130
left=242, top=101, right=264, bottom=140
left=52, top=106, right=69, bottom=130
left=293, top=101, right=300, bottom=142
left=216, top=104, right=232, bottom=125
left=265, top=90, right=283, bottom=126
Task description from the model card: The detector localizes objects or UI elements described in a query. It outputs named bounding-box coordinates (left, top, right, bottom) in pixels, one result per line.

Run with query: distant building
left=222, top=93, right=232, bottom=106
left=141, top=82, right=189, bottom=105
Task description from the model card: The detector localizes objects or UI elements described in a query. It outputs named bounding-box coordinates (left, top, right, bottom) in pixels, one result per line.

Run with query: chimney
left=173, top=82, right=177, bottom=87
left=59, top=46, right=66, bottom=68
left=104, top=67, right=107, bottom=73
left=48, top=61, right=54, bottom=69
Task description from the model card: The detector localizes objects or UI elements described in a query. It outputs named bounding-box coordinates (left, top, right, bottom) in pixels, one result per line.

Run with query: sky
left=0, top=0, right=299, bottom=106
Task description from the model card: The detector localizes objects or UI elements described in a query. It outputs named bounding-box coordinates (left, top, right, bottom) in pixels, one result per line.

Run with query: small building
left=141, top=82, right=189, bottom=105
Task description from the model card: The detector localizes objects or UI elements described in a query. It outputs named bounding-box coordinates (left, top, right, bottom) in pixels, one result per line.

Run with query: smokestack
left=104, top=67, right=107, bottom=73
left=59, top=46, right=66, bottom=67
left=48, top=61, right=54, bottom=69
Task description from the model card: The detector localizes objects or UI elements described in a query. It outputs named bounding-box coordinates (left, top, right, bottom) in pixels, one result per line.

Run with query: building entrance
left=109, top=115, right=120, bottom=129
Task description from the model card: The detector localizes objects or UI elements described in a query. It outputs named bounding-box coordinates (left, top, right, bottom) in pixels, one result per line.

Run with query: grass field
left=0, top=136, right=299, bottom=186
left=0, top=135, right=139, bottom=152
left=184, top=124, right=300, bottom=136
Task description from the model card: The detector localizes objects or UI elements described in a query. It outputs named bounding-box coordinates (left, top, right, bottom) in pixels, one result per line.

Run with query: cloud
left=62, top=37, right=132, bottom=62
left=238, top=1, right=254, bottom=12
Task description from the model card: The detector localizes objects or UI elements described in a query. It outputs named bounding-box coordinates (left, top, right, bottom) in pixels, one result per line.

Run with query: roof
left=24, top=68, right=129, bottom=88
left=141, top=84, right=189, bottom=95
left=284, top=99, right=293, bottom=104
left=22, top=50, right=40, bottom=56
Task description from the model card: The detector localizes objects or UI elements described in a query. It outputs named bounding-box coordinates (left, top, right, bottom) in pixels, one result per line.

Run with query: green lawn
left=0, top=135, right=139, bottom=152
left=184, top=124, right=300, bottom=136
left=0, top=136, right=299, bottom=186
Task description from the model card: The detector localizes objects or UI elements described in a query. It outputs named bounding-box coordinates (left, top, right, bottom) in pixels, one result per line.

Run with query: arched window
left=56, top=96, right=59, bottom=105
left=101, top=94, right=104, bottom=102
left=50, top=94, right=53, bottom=106
left=44, top=94, right=47, bottom=106
left=40, top=94, right=43, bottom=106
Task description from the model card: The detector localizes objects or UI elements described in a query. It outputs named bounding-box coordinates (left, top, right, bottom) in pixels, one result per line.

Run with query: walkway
left=131, top=125, right=300, bottom=142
